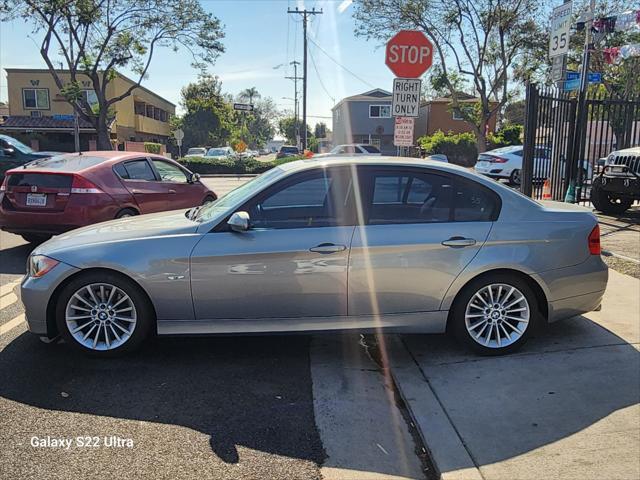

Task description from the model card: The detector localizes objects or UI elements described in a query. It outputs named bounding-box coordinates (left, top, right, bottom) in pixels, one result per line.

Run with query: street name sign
left=394, top=117, right=415, bottom=147
left=549, top=1, right=572, bottom=58
left=385, top=30, right=433, bottom=78
left=392, top=78, right=421, bottom=117
left=233, top=103, right=254, bottom=112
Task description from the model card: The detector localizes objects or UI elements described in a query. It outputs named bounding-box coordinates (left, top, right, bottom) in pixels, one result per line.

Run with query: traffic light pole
left=287, top=6, right=322, bottom=151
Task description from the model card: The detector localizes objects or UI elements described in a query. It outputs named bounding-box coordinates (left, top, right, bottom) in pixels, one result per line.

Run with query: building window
left=81, top=90, right=98, bottom=108
left=452, top=108, right=464, bottom=120
left=146, top=104, right=154, bottom=118
left=154, top=108, right=161, bottom=120
left=369, top=105, right=391, bottom=118
left=160, top=110, right=167, bottom=122
left=134, top=101, right=145, bottom=115
left=23, top=88, right=49, bottom=109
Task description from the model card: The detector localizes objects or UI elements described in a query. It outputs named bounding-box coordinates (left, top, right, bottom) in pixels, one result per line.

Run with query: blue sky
left=0, top=0, right=397, bottom=126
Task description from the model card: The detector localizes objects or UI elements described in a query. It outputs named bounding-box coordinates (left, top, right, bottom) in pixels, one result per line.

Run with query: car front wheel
left=451, top=274, right=538, bottom=355
left=55, top=272, right=153, bottom=356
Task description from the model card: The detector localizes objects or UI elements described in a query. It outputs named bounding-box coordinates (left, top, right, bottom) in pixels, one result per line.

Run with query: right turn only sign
left=392, top=78, right=421, bottom=117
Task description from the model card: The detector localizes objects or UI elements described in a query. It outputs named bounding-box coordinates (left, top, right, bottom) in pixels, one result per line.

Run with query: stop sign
left=385, top=30, right=433, bottom=78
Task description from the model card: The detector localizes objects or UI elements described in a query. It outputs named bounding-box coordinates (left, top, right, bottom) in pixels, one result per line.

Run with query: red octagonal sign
left=385, top=30, right=433, bottom=78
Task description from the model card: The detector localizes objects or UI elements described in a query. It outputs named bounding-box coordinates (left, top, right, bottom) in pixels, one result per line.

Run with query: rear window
left=7, top=173, right=72, bottom=189
left=22, top=154, right=106, bottom=172
left=280, top=146, right=299, bottom=154
left=361, top=145, right=380, bottom=154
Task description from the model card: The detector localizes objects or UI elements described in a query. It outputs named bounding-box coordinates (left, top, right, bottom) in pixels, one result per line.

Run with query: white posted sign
left=549, top=1, right=572, bottom=58
left=394, top=117, right=415, bottom=147
left=173, top=128, right=184, bottom=146
left=392, top=78, right=421, bottom=117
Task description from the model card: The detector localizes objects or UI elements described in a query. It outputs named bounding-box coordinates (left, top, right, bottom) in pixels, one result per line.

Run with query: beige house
left=1, top=68, right=175, bottom=152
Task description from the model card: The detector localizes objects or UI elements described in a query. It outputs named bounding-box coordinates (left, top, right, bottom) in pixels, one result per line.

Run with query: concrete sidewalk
left=389, top=269, right=640, bottom=480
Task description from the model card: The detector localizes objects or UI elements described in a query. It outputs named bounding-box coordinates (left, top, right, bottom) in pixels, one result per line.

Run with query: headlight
left=28, top=255, right=59, bottom=278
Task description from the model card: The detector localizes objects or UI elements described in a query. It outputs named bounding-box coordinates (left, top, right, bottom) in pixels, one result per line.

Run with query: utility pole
left=287, top=6, right=322, bottom=151
left=285, top=60, right=302, bottom=148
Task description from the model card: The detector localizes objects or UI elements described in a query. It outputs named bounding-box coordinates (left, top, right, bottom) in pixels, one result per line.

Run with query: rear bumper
left=0, top=195, right=119, bottom=235
left=21, top=261, right=81, bottom=336
left=532, top=255, right=609, bottom=323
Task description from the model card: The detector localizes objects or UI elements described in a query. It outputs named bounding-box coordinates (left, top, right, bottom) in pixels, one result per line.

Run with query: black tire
left=509, top=169, right=521, bottom=186
left=55, top=271, right=154, bottom=357
left=202, top=195, right=216, bottom=205
left=451, top=273, right=540, bottom=356
left=115, top=208, right=138, bottom=219
left=590, top=177, right=633, bottom=215
left=21, top=233, right=52, bottom=244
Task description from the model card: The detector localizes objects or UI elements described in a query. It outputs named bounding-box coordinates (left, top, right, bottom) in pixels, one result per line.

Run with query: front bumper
left=598, top=173, right=640, bottom=198
left=21, top=261, right=80, bottom=336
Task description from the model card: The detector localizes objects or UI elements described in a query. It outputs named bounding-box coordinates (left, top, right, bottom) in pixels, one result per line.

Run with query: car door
left=150, top=158, right=202, bottom=209
left=0, top=139, right=24, bottom=178
left=348, top=166, right=498, bottom=315
left=113, top=158, right=169, bottom=213
left=190, top=167, right=355, bottom=321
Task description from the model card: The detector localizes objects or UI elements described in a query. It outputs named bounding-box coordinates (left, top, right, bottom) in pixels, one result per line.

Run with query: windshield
left=207, top=148, right=229, bottom=156
left=187, top=148, right=206, bottom=155
left=194, top=166, right=285, bottom=222
left=361, top=145, right=380, bottom=153
left=280, top=146, right=298, bottom=153
left=2, top=136, right=34, bottom=154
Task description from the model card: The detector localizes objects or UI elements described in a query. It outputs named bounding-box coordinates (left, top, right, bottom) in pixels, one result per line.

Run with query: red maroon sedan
left=0, top=151, right=216, bottom=243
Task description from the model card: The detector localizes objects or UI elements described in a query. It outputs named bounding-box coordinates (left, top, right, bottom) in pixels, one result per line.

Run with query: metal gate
left=522, top=84, right=640, bottom=203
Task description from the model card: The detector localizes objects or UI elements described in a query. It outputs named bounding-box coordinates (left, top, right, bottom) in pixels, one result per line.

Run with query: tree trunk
left=95, top=111, right=113, bottom=150
left=476, top=127, right=487, bottom=154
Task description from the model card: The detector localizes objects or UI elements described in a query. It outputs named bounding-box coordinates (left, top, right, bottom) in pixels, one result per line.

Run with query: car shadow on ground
left=400, top=315, right=640, bottom=473
left=0, top=243, right=32, bottom=275
left=0, top=333, right=325, bottom=466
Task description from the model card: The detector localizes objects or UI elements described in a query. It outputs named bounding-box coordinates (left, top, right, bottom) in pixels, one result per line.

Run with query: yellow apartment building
left=1, top=68, right=175, bottom=152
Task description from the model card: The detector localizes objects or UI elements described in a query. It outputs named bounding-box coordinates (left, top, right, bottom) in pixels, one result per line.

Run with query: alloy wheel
left=464, top=283, right=530, bottom=349
left=65, top=283, right=137, bottom=351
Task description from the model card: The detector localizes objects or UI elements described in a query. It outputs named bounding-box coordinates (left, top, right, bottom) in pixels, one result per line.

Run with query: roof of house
left=4, top=68, right=176, bottom=108
left=0, top=115, right=96, bottom=131
left=332, top=88, right=392, bottom=110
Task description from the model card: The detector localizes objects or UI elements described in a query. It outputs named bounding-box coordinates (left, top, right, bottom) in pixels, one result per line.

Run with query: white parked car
left=205, top=147, right=236, bottom=160
left=426, top=154, right=448, bottom=163
left=326, top=144, right=382, bottom=156
left=184, top=147, right=207, bottom=158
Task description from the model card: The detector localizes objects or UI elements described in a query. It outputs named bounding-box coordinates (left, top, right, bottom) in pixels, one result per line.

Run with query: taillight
left=0, top=176, right=7, bottom=192
left=71, top=175, right=102, bottom=194
left=489, top=156, right=508, bottom=163
left=588, top=224, right=601, bottom=255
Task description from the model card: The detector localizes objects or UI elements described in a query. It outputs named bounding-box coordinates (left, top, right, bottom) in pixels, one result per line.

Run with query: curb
left=386, top=336, right=483, bottom=480
left=602, top=249, right=640, bottom=265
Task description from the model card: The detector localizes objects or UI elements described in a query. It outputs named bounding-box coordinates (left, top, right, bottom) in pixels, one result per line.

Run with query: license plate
left=26, top=193, right=47, bottom=207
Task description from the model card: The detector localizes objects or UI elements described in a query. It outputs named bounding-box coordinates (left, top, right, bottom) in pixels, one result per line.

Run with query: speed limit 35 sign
left=549, top=1, right=572, bottom=58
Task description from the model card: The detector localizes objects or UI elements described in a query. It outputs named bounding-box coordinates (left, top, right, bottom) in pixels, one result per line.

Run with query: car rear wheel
left=21, top=234, right=52, bottom=244
left=509, top=169, right=521, bottom=186
left=590, top=177, right=633, bottom=215
left=451, top=274, right=538, bottom=355
left=55, top=271, right=153, bottom=356
left=115, top=208, right=138, bottom=219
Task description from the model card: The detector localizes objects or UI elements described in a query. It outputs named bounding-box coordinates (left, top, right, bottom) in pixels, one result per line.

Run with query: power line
left=309, top=47, right=335, bottom=106
left=307, top=37, right=375, bottom=89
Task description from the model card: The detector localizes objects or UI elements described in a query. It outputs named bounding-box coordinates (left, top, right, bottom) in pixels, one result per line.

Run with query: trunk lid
left=4, top=172, right=73, bottom=212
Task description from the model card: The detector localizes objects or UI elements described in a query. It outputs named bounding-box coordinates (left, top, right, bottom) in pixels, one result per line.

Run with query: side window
left=453, top=179, right=500, bottom=222
left=113, top=163, right=129, bottom=179
left=122, top=159, right=156, bottom=181
left=368, top=171, right=453, bottom=224
left=247, top=170, right=352, bottom=229
left=152, top=160, right=188, bottom=183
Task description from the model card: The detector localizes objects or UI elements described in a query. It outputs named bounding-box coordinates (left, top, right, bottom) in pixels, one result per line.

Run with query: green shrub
left=177, top=155, right=304, bottom=175
left=144, top=142, right=162, bottom=154
left=488, top=124, right=523, bottom=149
left=418, top=130, right=478, bottom=167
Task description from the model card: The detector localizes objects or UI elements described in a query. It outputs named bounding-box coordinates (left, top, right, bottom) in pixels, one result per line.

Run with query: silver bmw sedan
left=21, top=157, right=608, bottom=357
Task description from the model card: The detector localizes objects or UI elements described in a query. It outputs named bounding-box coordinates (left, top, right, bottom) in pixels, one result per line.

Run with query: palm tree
left=239, top=87, right=260, bottom=105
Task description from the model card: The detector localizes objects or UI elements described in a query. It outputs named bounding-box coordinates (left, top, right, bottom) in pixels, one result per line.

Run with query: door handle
left=441, top=237, right=476, bottom=247
left=309, top=243, right=347, bottom=254
left=168, top=189, right=176, bottom=194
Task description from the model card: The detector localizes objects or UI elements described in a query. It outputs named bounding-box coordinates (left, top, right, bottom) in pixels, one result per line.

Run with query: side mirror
left=2, top=147, right=15, bottom=157
left=189, top=172, right=200, bottom=183
left=227, top=211, right=250, bottom=232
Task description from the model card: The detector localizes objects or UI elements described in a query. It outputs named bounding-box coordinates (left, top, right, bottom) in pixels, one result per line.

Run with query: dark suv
left=0, top=134, right=58, bottom=179
left=276, top=145, right=300, bottom=159
left=590, top=146, right=639, bottom=215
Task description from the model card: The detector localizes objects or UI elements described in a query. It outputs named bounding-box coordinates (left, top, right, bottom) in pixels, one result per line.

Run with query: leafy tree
left=1, top=0, right=224, bottom=149
left=503, top=100, right=526, bottom=125
left=314, top=122, right=328, bottom=139
left=279, top=116, right=310, bottom=145
left=353, top=0, right=546, bottom=152
left=243, top=97, right=279, bottom=148
left=175, top=75, right=235, bottom=150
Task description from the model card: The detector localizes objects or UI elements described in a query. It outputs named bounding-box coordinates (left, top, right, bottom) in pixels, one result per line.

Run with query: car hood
left=35, top=209, right=199, bottom=256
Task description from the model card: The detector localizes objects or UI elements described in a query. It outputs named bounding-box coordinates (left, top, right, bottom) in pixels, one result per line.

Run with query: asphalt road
left=0, top=230, right=324, bottom=480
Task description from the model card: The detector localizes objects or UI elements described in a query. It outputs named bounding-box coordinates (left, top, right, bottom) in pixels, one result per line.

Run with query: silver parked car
left=21, top=157, right=607, bottom=357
